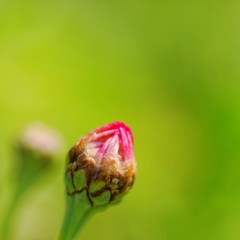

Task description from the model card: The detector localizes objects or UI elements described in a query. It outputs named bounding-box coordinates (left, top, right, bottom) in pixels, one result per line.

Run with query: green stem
left=1, top=185, right=25, bottom=240
left=1, top=160, right=49, bottom=240
left=55, top=191, right=94, bottom=240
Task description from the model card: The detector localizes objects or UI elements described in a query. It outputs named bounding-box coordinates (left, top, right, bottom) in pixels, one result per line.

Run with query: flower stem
left=55, top=191, right=94, bottom=240
left=1, top=155, right=50, bottom=240
left=1, top=184, right=25, bottom=240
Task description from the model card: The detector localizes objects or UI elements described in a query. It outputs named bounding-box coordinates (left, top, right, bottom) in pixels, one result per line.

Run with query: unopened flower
left=2, top=123, right=64, bottom=240
left=66, top=122, right=136, bottom=206
left=56, top=122, right=136, bottom=240
left=15, top=122, right=63, bottom=158
left=13, top=122, right=64, bottom=175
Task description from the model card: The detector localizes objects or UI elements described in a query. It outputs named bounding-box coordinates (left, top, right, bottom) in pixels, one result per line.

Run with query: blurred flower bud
left=66, top=122, right=136, bottom=207
left=13, top=122, right=64, bottom=186
left=15, top=122, right=63, bottom=158
left=1, top=123, right=64, bottom=240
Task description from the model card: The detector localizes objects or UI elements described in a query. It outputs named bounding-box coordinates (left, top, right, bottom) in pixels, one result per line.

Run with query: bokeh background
left=1, top=1, right=240, bottom=239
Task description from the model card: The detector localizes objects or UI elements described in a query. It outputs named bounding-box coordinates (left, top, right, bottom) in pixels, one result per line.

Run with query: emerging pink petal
left=80, top=121, right=135, bottom=164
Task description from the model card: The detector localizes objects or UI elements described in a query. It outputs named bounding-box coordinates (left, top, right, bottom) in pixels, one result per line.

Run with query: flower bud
left=13, top=122, right=64, bottom=186
left=65, top=122, right=136, bottom=207
left=15, top=122, right=63, bottom=158
left=2, top=123, right=64, bottom=240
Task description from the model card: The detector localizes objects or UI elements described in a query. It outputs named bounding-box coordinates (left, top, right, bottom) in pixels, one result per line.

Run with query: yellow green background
left=1, top=1, right=240, bottom=239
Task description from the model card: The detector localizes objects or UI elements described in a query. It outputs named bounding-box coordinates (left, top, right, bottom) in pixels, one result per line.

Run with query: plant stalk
left=55, top=191, right=94, bottom=240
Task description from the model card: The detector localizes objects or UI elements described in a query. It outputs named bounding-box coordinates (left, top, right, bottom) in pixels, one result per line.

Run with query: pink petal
left=106, top=134, right=119, bottom=156
left=95, top=137, right=112, bottom=161
left=126, top=131, right=134, bottom=160
left=91, top=129, right=117, bottom=141
left=120, top=127, right=130, bottom=161
left=94, top=122, right=120, bottom=133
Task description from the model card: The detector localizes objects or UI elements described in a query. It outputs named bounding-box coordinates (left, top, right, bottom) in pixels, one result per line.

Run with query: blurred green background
left=1, top=0, right=240, bottom=239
